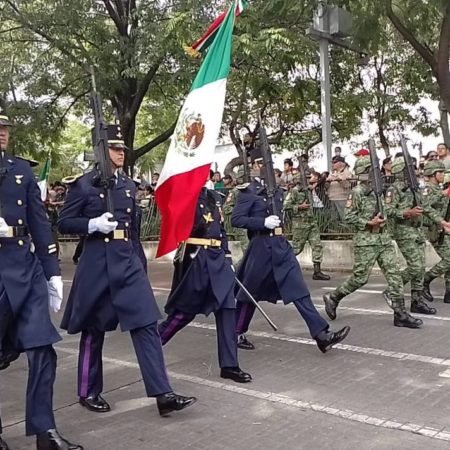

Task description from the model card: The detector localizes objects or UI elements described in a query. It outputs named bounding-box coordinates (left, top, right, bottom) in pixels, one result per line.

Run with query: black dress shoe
left=0, top=435, right=9, bottom=450
left=36, top=429, right=83, bottom=450
left=157, top=392, right=197, bottom=417
left=237, top=334, right=255, bottom=350
left=316, top=326, right=351, bottom=354
left=220, top=367, right=252, bottom=383
left=79, top=394, right=111, bottom=413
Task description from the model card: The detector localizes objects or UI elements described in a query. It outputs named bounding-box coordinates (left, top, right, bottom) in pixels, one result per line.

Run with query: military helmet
left=353, top=155, right=371, bottom=175
left=391, top=158, right=405, bottom=174
left=423, top=160, right=445, bottom=177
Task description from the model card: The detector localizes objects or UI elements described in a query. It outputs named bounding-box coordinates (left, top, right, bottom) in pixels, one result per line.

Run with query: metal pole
left=317, top=1, right=332, bottom=171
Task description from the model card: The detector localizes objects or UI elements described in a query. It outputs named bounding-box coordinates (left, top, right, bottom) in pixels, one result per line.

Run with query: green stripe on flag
left=190, top=0, right=236, bottom=91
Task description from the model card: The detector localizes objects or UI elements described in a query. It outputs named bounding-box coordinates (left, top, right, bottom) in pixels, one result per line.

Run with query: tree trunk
left=440, top=100, right=450, bottom=146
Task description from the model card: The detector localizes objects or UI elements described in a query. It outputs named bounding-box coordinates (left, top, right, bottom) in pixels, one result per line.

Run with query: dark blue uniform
left=0, top=154, right=61, bottom=436
left=231, top=180, right=329, bottom=338
left=159, top=188, right=239, bottom=368
left=58, top=170, right=172, bottom=400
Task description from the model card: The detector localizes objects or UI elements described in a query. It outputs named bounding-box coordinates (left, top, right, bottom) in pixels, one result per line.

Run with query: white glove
left=48, top=276, right=63, bottom=313
left=88, top=212, right=118, bottom=234
left=264, top=215, right=281, bottom=230
left=0, top=217, right=10, bottom=237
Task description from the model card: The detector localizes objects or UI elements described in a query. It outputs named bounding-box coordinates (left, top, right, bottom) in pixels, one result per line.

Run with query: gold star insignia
left=203, top=212, right=214, bottom=223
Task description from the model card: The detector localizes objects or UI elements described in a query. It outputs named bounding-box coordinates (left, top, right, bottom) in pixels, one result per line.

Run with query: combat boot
left=444, top=290, right=450, bottom=304
left=393, top=298, right=423, bottom=328
left=312, top=263, right=331, bottom=281
left=36, top=429, right=83, bottom=450
left=422, top=273, right=435, bottom=302
left=410, top=290, right=436, bottom=315
left=323, top=291, right=345, bottom=320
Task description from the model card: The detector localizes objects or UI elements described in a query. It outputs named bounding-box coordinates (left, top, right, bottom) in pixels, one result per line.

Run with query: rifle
left=90, top=69, right=115, bottom=215
left=258, top=113, right=282, bottom=219
left=298, top=160, right=313, bottom=206
left=368, top=139, right=384, bottom=219
left=400, top=137, right=420, bottom=207
left=438, top=198, right=450, bottom=245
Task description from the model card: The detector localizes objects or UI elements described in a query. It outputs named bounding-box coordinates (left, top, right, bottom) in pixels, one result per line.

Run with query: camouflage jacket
left=385, top=180, right=437, bottom=241
left=283, top=186, right=314, bottom=222
left=344, top=184, right=392, bottom=247
left=422, top=182, right=447, bottom=243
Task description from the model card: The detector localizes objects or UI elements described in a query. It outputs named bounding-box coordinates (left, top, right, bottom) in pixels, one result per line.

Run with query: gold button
left=18, top=240, right=24, bottom=246
left=100, top=193, right=105, bottom=198
left=16, top=179, right=22, bottom=184
left=17, top=200, right=23, bottom=206
left=124, top=238, right=128, bottom=242
left=126, top=192, right=131, bottom=197
left=18, top=219, right=23, bottom=225
left=126, top=208, right=131, bottom=213
left=104, top=238, right=110, bottom=243
left=125, top=222, right=129, bottom=227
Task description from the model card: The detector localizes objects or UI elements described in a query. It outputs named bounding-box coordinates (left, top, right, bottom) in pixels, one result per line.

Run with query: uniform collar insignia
left=203, top=212, right=214, bottom=223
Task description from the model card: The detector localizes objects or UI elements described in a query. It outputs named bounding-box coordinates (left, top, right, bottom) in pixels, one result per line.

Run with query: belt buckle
left=274, top=227, right=283, bottom=236
left=113, top=229, right=125, bottom=239
left=5, top=227, right=14, bottom=238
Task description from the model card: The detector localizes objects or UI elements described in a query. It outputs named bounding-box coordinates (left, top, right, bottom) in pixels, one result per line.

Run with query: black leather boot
left=0, top=435, right=9, bottom=450
left=237, top=334, right=255, bottom=350
left=410, top=290, right=436, bottom=315
left=315, top=326, right=350, bottom=353
left=323, top=291, right=345, bottom=320
left=422, top=273, right=435, bottom=302
left=36, top=429, right=83, bottom=450
left=79, top=394, right=111, bottom=413
left=220, top=367, right=252, bottom=383
left=444, top=290, right=450, bottom=304
left=393, top=298, right=423, bottom=329
left=156, top=392, right=197, bottom=417
left=312, top=263, right=331, bottom=281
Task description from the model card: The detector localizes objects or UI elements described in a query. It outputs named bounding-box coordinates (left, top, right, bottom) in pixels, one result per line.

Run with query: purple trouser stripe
left=80, top=333, right=93, bottom=398
left=236, top=302, right=250, bottom=334
left=160, top=313, right=185, bottom=344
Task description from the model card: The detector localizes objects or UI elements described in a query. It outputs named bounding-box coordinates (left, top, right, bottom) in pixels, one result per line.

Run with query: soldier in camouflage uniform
left=387, top=158, right=439, bottom=314
left=223, top=183, right=249, bottom=263
left=323, top=156, right=422, bottom=328
left=421, top=160, right=450, bottom=303
left=283, top=176, right=330, bottom=280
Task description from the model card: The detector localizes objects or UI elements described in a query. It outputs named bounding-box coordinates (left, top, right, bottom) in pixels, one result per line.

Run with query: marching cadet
left=283, top=172, right=330, bottom=281
left=323, top=156, right=423, bottom=328
left=231, top=150, right=350, bottom=352
left=0, top=110, right=82, bottom=449
left=387, top=157, right=444, bottom=314
left=421, top=160, right=450, bottom=303
left=58, top=125, right=196, bottom=417
left=159, top=184, right=252, bottom=383
left=223, top=171, right=249, bottom=263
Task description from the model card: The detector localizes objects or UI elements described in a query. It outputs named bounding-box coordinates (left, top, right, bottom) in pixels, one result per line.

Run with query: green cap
left=423, top=160, right=445, bottom=177
left=391, top=158, right=405, bottom=174
left=354, top=155, right=371, bottom=175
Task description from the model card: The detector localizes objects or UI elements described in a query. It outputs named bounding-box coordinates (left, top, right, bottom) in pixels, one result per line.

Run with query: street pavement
left=3, top=259, right=450, bottom=449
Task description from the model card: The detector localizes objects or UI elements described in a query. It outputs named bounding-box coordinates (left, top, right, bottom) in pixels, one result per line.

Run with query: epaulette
left=15, top=156, right=39, bottom=167
left=236, top=183, right=250, bottom=190
left=62, top=173, right=84, bottom=184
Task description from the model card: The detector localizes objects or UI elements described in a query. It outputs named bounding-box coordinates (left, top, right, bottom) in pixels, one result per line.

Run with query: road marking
left=54, top=346, right=450, bottom=443
left=186, top=322, right=450, bottom=369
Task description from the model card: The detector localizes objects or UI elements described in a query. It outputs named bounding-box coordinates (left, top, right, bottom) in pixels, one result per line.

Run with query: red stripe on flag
left=192, top=10, right=227, bottom=51
left=155, top=165, right=211, bottom=258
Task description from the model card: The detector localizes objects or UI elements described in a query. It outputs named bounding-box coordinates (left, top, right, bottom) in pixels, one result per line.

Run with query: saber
left=235, top=277, right=278, bottom=331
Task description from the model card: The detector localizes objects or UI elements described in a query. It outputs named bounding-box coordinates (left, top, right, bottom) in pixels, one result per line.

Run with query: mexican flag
left=37, top=156, right=51, bottom=201
left=155, top=0, right=244, bottom=258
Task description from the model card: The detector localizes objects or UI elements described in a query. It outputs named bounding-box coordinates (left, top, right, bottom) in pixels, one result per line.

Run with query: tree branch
left=386, top=0, right=437, bottom=75
left=133, top=121, right=177, bottom=159
left=102, top=0, right=127, bottom=36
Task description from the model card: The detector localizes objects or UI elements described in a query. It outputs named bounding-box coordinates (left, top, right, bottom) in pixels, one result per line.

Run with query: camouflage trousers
left=396, top=235, right=426, bottom=291
left=336, top=243, right=403, bottom=304
left=428, top=236, right=450, bottom=290
left=229, top=228, right=249, bottom=266
left=291, top=222, right=323, bottom=263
